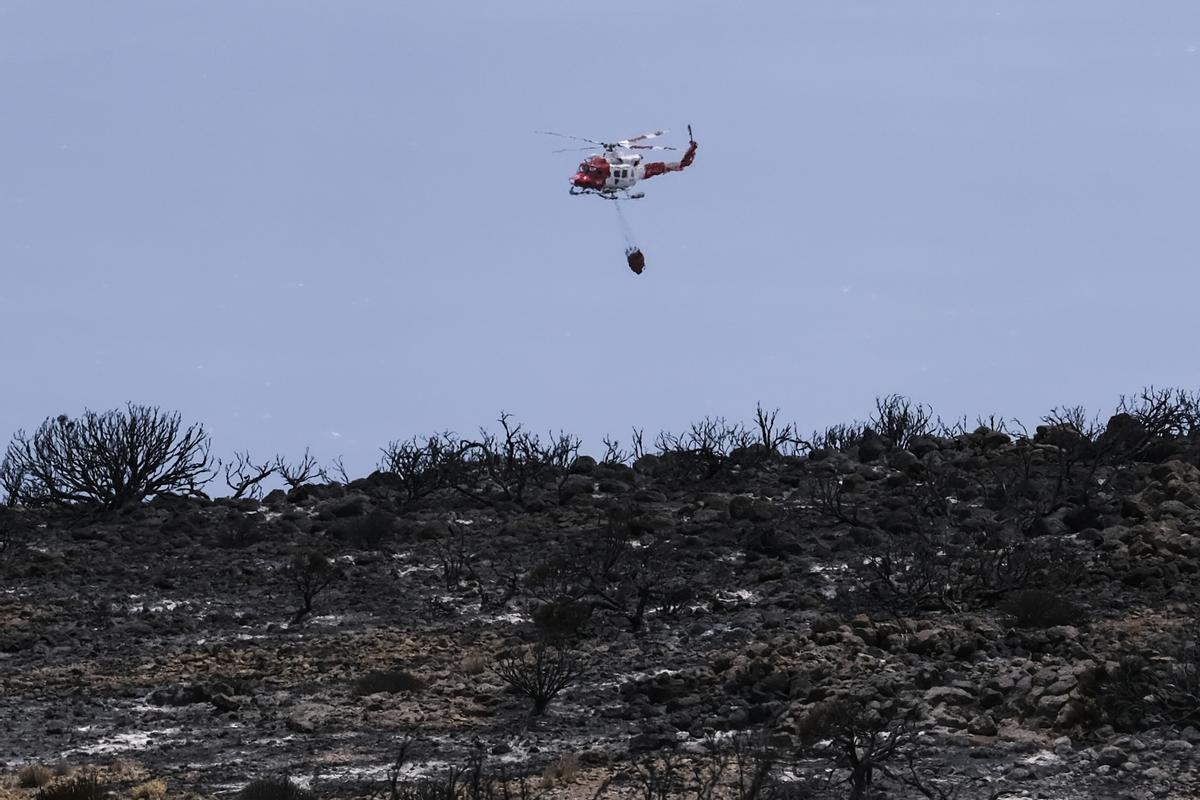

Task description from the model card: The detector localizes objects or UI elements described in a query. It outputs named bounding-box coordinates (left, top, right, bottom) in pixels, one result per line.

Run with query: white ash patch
left=392, top=551, right=439, bottom=577
left=595, top=667, right=682, bottom=691
left=122, top=595, right=185, bottom=614
left=479, top=609, right=530, bottom=625
left=1021, top=749, right=1063, bottom=767
left=64, top=726, right=182, bottom=756
left=714, top=588, right=758, bottom=605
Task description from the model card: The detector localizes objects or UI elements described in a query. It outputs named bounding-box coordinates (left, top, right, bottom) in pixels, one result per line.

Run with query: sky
left=2, top=1, right=1198, bottom=485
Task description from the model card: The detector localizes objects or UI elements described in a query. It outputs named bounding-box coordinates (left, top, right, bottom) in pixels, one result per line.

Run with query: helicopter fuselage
left=570, top=153, right=644, bottom=196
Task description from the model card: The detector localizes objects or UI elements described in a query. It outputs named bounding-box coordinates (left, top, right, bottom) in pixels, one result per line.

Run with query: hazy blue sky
left=2, top=1, right=1198, bottom=481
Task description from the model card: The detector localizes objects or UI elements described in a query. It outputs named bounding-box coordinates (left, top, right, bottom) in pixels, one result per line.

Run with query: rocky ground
left=2, top=420, right=1199, bottom=800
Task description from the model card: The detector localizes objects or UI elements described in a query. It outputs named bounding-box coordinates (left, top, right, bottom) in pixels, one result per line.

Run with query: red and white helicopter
left=539, top=126, right=697, bottom=199
left=540, top=126, right=698, bottom=273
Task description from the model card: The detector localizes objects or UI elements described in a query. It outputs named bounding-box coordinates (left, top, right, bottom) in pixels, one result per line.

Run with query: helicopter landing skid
left=569, top=187, right=645, bottom=200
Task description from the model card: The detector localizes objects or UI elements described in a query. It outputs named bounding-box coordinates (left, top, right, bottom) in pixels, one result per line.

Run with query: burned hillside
left=1, top=392, right=1199, bottom=800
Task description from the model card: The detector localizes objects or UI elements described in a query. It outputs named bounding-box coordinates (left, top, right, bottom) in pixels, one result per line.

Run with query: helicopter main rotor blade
left=619, top=130, right=668, bottom=146
left=536, top=130, right=605, bottom=147
left=626, top=144, right=676, bottom=151
left=552, top=145, right=599, bottom=153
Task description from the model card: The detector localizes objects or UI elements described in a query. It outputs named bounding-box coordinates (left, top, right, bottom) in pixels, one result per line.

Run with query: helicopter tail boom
left=641, top=135, right=697, bottom=180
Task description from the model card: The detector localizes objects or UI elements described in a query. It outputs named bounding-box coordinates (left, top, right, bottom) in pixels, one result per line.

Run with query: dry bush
left=239, top=777, right=315, bottom=800
left=460, top=653, right=488, bottom=675
left=36, top=776, right=106, bottom=800
left=131, top=779, right=168, bottom=800
left=18, top=764, right=53, bottom=788
left=540, top=754, right=579, bottom=788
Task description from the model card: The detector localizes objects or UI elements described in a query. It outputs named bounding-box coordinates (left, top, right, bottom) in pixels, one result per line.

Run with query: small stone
left=1097, top=745, right=1127, bottom=767
left=1009, top=766, right=1036, bottom=781
left=1055, top=699, right=1089, bottom=729
left=967, top=713, right=997, bottom=736
left=1144, top=766, right=1169, bottom=781
left=1036, top=693, right=1070, bottom=715
left=211, top=693, right=240, bottom=713
left=924, top=686, right=974, bottom=706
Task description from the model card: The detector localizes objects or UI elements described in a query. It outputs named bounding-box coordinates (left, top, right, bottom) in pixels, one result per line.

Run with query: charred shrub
left=3, top=404, right=214, bottom=509
left=448, top=413, right=580, bottom=505
left=654, top=416, right=752, bottom=483
left=216, top=511, right=262, bottom=548
left=869, top=394, right=934, bottom=451
left=376, top=751, right=529, bottom=800
left=1083, top=655, right=1155, bottom=732
left=797, top=699, right=920, bottom=800
left=1080, top=619, right=1200, bottom=732
left=808, top=422, right=864, bottom=453
left=239, top=777, right=316, bottom=800
left=655, top=579, right=696, bottom=615
left=999, top=589, right=1085, bottom=628
left=37, top=776, right=107, bottom=800
left=352, top=669, right=427, bottom=697
left=378, top=433, right=460, bottom=508
left=285, top=549, right=341, bottom=622
left=1107, top=386, right=1200, bottom=463
left=489, top=641, right=581, bottom=715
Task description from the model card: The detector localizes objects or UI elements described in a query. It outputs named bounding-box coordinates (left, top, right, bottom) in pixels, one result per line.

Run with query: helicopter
left=539, top=125, right=697, bottom=275
left=538, top=126, right=698, bottom=200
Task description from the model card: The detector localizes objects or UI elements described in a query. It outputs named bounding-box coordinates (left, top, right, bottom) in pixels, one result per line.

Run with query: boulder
left=558, top=474, right=595, bottom=501
left=856, top=429, right=892, bottom=462
left=569, top=455, right=597, bottom=474
left=633, top=454, right=661, bottom=476
left=728, top=496, right=781, bottom=522
left=1096, top=745, right=1127, bottom=767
